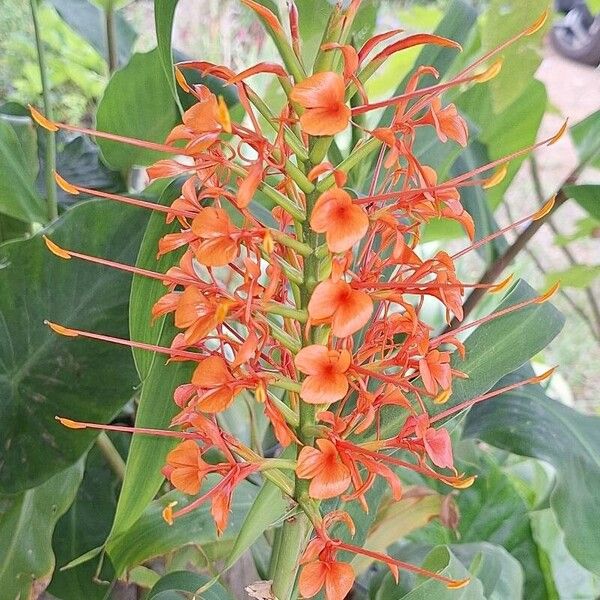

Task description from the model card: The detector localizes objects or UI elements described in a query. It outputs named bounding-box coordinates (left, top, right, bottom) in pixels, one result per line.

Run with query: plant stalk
left=30, top=0, right=58, bottom=222
left=105, top=7, right=118, bottom=74
left=96, top=431, right=126, bottom=480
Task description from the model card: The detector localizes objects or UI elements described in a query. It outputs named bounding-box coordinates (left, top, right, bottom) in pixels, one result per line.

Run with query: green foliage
left=107, top=182, right=194, bottom=544
left=148, top=570, right=235, bottom=600
left=96, top=48, right=180, bottom=170
left=49, top=0, right=137, bottom=68
left=108, top=479, right=257, bottom=575
left=464, top=367, right=600, bottom=575
left=0, top=461, right=84, bottom=600
left=47, top=436, right=127, bottom=599
left=0, top=200, right=144, bottom=493
left=480, top=0, right=550, bottom=112
left=0, top=113, right=46, bottom=223
left=2, top=3, right=106, bottom=123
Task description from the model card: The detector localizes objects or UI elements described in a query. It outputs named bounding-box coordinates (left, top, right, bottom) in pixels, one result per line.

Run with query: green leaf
left=370, top=544, right=522, bottom=600
left=47, top=436, right=127, bottom=600
left=148, top=570, right=234, bottom=600
left=564, top=184, right=600, bottom=220
left=0, top=114, right=46, bottom=223
left=49, top=0, right=137, bottom=67
left=454, top=444, right=548, bottom=599
left=570, top=109, right=600, bottom=168
left=154, top=0, right=183, bottom=111
left=451, top=140, right=507, bottom=264
left=530, top=509, right=600, bottom=599
left=379, top=0, right=477, bottom=128
left=0, top=200, right=145, bottom=493
left=96, top=49, right=179, bottom=171
left=353, top=490, right=444, bottom=575
left=107, top=479, right=257, bottom=575
left=480, top=0, right=550, bottom=113
left=0, top=462, right=84, bottom=599
left=463, top=367, right=600, bottom=575
left=106, top=181, right=193, bottom=542
left=457, top=79, right=547, bottom=209
left=227, top=478, right=288, bottom=570
left=45, top=132, right=125, bottom=208
left=545, top=265, right=600, bottom=289
left=379, top=280, right=565, bottom=437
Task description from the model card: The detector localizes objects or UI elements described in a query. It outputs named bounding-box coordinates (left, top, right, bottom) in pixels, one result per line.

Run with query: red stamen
left=44, top=321, right=203, bottom=361
left=54, top=173, right=196, bottom=218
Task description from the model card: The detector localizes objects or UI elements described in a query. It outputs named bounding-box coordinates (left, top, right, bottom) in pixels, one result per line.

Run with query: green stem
left=96, top=432, right=126, bottom=480
left=30, top=0, right=58, bottom=222
left=271, top=178, right=321, bottom=599
left=105, top=7, right=118, bottom=74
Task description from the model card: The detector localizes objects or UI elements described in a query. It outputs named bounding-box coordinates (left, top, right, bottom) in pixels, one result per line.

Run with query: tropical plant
left=1, top=1, right=600, bottom=600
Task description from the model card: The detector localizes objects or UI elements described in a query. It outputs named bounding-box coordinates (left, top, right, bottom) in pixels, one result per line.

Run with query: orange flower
left=191, top=207, right=240, bottom=266
left=290, top=72, right=351, bottom=136
left=308, top=279, right=373, bottom=337
left=419, top=349, right=452, bottom=395
left=310, top=188, right=369, bottom=253
left=295, top=345, right=351, bottom=404
left=422, top=98, right=468, bottom=147
left=423, top=427, right=454, bottom=470
left=192, top=355, right=239, bottom=412
left=163, top=440, right=210, bottom=494
left=297, top=439, right=351, bottom=499
left=299, top=556, right=355, bottom=600
left=174, top=287, right=231, bottom=345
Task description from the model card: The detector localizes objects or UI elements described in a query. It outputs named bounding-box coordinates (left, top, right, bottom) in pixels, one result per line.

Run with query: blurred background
left=1, top=0, right=599, bottom=410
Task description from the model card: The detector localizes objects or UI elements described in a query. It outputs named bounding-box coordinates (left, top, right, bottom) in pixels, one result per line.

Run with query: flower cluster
left=37, top=2, right=561, bottom=598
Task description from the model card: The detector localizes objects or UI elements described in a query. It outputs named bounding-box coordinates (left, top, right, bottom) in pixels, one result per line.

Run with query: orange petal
left=299, top=105, right=351, bottom=136
left=301, top=373, right=348, bottom=404
left=290, top=71, right=345, bottom=108
left=299, top=562, right=327, bottom=599
left=331, top=288, right=373, bottom=338
left=325, top=562, right=355, bottom=600
left=295, top=344, right=331, bottom=376
left=192, top=356, right=233, bottom=387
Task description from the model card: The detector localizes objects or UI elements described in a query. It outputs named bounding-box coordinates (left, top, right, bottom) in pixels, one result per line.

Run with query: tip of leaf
left=29, top=105, right=59, bottom=131
left=56, top=416, right=87, bottom=429
left=473, top=58, right=503, bottom=83
left=45, top=320, right=79, bottom=337
left=525, top=9, right=549, bottom=36
left=54, top=172, right=80, bottom=195
left=547, top=120, right=568, bottom=145
left=43, top=236, right=72, bottom=260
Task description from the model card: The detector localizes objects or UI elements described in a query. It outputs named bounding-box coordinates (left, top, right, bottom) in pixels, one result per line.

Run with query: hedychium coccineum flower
left=36, top=2, right=562, bottom=598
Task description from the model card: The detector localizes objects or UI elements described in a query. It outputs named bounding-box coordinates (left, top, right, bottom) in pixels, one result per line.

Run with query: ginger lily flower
left=308, top=279, right=373, bottom=337
left=310, top=187, right=369, bottom=253
left=295, top=345, right=351, bottom=404
left=297, top=439, right=351, bottom=499
left=162, top=440, right=211, bottom=495
left=290, top=72, right=351, bottom=136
